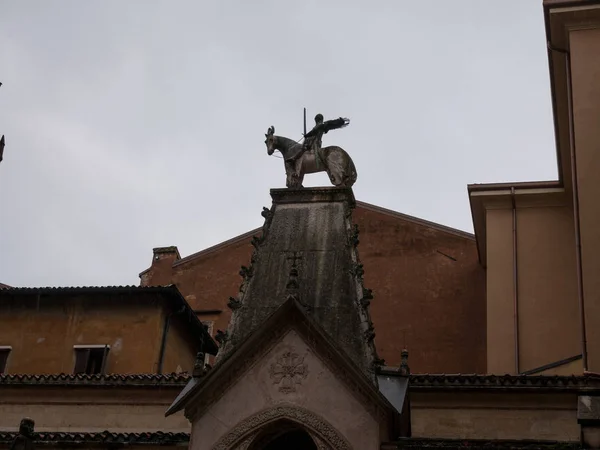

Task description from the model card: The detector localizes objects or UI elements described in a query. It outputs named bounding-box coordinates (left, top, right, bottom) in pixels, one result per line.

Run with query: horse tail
left=347, top=158, right=358, bottom=187
left=321, top=146, right=357, bottom=187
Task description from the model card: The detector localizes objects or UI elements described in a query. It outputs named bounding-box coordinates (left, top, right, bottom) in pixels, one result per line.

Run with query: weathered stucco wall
left=142, top=204, right=485, bottom=373
left=411, top=391, right=579, bottom=440
left=516, top=206, right=579, bottom=372
left=485, top=204, right=579, bottom=374
left=570, top=27, right=600, bottom=372
left=0, top=387, right=188, bottom=432
left=190, top=329, right=383, bottom=450
left=0, top=296, right=164, bottom=374
left=485, top=208, right=515, bottom=374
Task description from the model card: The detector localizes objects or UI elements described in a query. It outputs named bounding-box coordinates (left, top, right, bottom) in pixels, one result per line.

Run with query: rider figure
left=285, top=113, right=349, bottom=163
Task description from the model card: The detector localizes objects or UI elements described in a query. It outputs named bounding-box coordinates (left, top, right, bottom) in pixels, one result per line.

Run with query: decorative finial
left=285, top=252, right=303, bottom=299
left=215, top=330, right=228, bottom=346
left=227, top=296, right=241, bottom=310
left=399, top=349, right=410, bottom=375
left=10, top=418, right=35, bottom=450
left=192, top=352, right=205, bottom=378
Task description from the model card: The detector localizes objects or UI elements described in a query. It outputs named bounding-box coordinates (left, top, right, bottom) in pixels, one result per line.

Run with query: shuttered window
left=0, top=347, right=10, bottom=374
left=73, top=346, right=109, bottom=374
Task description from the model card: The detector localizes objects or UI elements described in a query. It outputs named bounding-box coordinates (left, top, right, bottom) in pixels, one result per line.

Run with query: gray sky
left=0, top=1, right=557, bottom=287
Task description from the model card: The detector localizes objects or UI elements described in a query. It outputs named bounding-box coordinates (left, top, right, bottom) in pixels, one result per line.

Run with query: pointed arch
left=248, top=421, right=317, bottom=450
left=211, top=405, right=352, bottom=450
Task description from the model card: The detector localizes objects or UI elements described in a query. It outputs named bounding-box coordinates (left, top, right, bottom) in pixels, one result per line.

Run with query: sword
left=303, top=108, right=307, bottom=137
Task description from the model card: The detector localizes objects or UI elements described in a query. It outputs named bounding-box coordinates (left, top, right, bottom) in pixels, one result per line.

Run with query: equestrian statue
left=264, top=113, right=358, bottom=188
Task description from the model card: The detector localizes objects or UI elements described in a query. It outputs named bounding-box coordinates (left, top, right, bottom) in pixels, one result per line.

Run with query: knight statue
left=264, top=113, right=357, bottom=189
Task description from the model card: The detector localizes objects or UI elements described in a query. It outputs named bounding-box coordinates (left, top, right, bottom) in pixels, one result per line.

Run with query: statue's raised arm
left=305, top=117, right=350, bottom=138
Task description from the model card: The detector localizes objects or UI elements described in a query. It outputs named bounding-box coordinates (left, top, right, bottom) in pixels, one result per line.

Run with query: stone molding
left=268, top=350, right=308, bottom=393
left=211, top=405, right=352, bottom=450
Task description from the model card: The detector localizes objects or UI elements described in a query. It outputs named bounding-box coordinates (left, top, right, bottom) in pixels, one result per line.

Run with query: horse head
left=264, top=126, right=275, bottom=155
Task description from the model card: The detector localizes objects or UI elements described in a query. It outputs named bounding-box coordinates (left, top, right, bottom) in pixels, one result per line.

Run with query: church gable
left=188, top=327, right=388, bottom=450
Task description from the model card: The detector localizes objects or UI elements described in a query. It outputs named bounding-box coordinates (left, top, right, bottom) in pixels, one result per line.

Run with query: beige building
left=470, top=0, right=600, bottom=378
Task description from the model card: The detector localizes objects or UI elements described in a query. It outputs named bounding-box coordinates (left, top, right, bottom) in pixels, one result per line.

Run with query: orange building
left=0, top=285, right=216, bottom=447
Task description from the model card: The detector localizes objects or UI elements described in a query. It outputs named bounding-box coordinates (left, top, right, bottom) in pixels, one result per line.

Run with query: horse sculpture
left=264, top=126, right=358, bottom=189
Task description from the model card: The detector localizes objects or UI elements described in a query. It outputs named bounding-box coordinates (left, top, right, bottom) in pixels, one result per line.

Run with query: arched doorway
left=261, top=429, right=316, bottom=450
left=212, top=405, right=351, bottom=450
left=249, top=420, right=317, bottom=450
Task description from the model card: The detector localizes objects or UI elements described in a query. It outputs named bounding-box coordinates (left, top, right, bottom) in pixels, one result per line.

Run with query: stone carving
left=234, top=435, right=255, bottom=450
left=211, top=405, right=352, bottom=450
left=313, top=436, right=333, bottom=450
left=192, top=352, right=205, bottom=378
left=348, top=224, right=360, bottom=247
left=250, top=235, right=261, bottom=250
left=364, top=325, right=376, bottom=342
left=261, top=207, right=273, bottom=232
left=269, top=351, right=308, bottom=393
left=215, top=330, right=229, bottom=345
left=350, top=262, right=364, bottom=279
left=239, top=265, right=253, bottom=281
left=264, top=114, right=357, bottom=188
left=399, top=349, right=410, bottom=375
left=360, top=287, right=374, bottom=308
left=191, top=321, right=387, bottom=424
left=10, top=418, right=35, bottom=450
left=227, top=297, right=241, bottom=310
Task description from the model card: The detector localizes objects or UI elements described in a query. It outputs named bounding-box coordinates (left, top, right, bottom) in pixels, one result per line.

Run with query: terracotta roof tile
left=3, top=372, right=598, bottom=390
left=406, top=373, right=600, bottom=390
left=0, top=431, right=189, bottom=446
left=0, top=373, right=190, bottom=386
left=381, top=437, right=580, bottom=449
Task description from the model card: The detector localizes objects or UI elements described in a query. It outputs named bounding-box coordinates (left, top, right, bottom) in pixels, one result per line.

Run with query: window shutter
left=100, top=345, right=109, bottom=374
left=0, top=350, right=9, bottom=374
left=74, top=348, right=90, bottom=374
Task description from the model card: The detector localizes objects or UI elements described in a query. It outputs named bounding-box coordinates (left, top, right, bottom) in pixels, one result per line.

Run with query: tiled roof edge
left=0, top=431, right=189, bottom=446
left=402, top=373, right=600, bottom=390
left=381, top=437, right=580, bottom=449
left=4, top=372, right=599, bottom=389
left=0, top=373, right=190, bottom=387
left=0, top=285, right=175, bottom=293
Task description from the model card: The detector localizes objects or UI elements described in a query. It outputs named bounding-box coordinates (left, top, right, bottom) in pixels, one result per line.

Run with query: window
left=0, top=346, right=11, bottom=374
left=73, top=345, right=109, bottom=375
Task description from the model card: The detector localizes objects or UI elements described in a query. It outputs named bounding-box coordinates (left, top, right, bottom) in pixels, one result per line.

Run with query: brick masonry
left=140, top=202, right=486, bottom=373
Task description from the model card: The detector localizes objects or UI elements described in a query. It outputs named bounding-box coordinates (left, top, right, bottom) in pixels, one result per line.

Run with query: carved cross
left=285, top=252, right=302, bottom=291
left=286, top=252, right=303, bottom=267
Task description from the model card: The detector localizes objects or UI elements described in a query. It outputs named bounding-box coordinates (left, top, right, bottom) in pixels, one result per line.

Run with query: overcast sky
left=0, top=1, right=558, bottom=287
